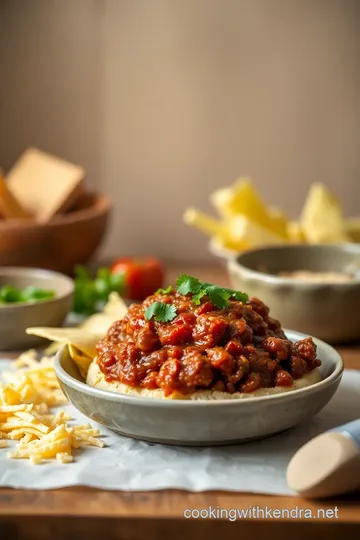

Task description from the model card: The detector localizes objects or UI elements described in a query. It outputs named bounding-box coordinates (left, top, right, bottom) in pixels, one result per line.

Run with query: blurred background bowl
left=0, top=193, right=111, bottom=274
left=228, top=244, right=360, bottom=343
left=0, top=267, right=74, bottom=350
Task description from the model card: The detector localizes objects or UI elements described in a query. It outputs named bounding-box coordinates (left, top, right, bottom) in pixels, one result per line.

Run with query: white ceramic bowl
left=54, top=330, right=343, bottom=446
left=0, top=267, right=74, bottom=350
left=227, top=244, right=360, bottom=342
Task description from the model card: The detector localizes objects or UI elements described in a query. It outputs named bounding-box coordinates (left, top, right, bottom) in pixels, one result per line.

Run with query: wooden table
left=1, top=265, right=359, bottom=540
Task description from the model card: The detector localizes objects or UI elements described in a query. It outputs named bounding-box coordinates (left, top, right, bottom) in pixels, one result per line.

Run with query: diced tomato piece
left=263, top=337, right=292, bottom=361
left=290, top=355, right=308, bottom=379
left=175, top=312, right=196, bottom=326
left=140, top=371, right=159, bottom=389
left=275, top=369, right=294, bottom=387
left=240, top=372, right=262, bottom=393
left=157, top=359, right=182, bottom=395
left=167, top=346, right=183, bottom=360
left=225, top=340, right=243, bottom=356
left=196, top=302, right=216, bottom=315
left=102, top=353, right=117, bottom=368
left=193, top=315, right=226, bottom=347
left=293, top=337, right=317, bottom=361
left=207, top=347, right=235, bottom=372
left=159, top=324, right=193, bottom=346
left=229, top=318, right=247, bottom=337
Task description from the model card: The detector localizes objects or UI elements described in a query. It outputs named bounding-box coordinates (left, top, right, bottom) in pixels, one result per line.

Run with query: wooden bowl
left=0, top=193, right=111, bottom=274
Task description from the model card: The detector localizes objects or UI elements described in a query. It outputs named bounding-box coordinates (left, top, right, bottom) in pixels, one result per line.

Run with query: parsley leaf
left=155, top=285, right=173, bottom=295
left=175, top=275, right=248, bottom=309
left=145, top=302, right=177, bottom=323
left=176, top=274, right=202, bottom=295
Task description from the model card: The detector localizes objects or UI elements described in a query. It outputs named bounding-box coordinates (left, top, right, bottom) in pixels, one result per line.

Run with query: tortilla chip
left=44, top=341, right=62, bottom=355
left=26, top=293, right=128, bottom=378
left=67, top=344, right=93, bottom=378
left=26, top=328, right=100, bottom=358
left=26, top=327, right=100, bottom=377
left=103, top=292, right=128, bottom=318
left=80, top=314, right=118, bottom=335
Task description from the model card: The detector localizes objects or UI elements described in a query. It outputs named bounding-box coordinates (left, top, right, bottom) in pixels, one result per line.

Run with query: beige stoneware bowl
left=0, top=267, right=74, bottom=349
left=54, top=331, right=343, bottom=446
left=228, top=244, right=360, bottom=343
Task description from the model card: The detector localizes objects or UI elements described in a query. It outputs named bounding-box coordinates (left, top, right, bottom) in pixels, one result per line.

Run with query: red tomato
left=111, top=257, right=164, bottom=301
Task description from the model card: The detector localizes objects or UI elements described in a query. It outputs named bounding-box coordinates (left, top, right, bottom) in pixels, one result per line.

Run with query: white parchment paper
left=0, top=359, right=359, bottom=495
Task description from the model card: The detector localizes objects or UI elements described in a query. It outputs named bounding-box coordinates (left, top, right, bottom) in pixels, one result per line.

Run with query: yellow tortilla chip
left=212, top=235, right=249, bottom=252
left=300, top=184, right=349, bottom=243
left=183, top=207, right=226, bottom=237
left=102, top=292, right=128, bottom=318
left=268, top=207, right=290, bottom=238
left=80, top=314, right=117, bottom=336
left=26, top=328, right=99, bottom=376
left=67, top=344, right=93, bottom=378
left=209, top=186, right=233, bottom=218
left=80, top=293, right=128, bottom=343
left=211, top=178, right=289, bottom=238
left=211, top=178, right=265, bottom=220
left=227, top=215, right=287, bottom=247
left=26, top=327, right=100, bottom=358
left=287, top=221, right=306, bottom=243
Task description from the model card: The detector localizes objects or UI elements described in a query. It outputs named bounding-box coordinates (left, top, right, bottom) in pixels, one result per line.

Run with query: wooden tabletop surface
left=1, top=265, right=359, bottom=539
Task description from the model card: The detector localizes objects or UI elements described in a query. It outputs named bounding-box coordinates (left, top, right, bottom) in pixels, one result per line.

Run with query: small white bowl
left=0, top=267, right=74, bottom=350
left=55, top=330, right=343, bottom=446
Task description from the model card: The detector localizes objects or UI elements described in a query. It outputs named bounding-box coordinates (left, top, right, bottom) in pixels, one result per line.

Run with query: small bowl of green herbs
left=0, top=267, right=74, bottom=350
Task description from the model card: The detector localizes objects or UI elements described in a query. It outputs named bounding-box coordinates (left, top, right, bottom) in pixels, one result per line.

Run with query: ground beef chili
left=96, top=291, right=321, bottom=396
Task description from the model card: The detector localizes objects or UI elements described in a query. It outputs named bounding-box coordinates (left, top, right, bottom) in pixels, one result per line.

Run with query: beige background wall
left=1, top=0, right=360, bottom=261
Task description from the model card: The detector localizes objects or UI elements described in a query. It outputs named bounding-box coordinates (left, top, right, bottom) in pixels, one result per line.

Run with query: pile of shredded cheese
left=0, top=350, right=104, bottom=464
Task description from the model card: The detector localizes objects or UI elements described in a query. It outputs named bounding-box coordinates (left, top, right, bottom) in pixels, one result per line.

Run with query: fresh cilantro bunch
left=73, top=265, right=125, bottom=315
left=145, top=274, right=248, bottom=323
left=176, top=274, right=248, bottom=309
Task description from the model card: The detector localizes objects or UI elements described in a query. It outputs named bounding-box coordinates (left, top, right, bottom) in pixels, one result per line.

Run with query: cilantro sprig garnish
left=145, top=301, right=177, bottom=323
left=145, top=275, right=248, bottom=323
left=176, top=274, right=248, bottom=309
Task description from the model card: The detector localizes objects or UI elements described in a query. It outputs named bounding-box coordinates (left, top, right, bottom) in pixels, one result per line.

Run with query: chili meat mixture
left=96, top=291, right=321, bottom=396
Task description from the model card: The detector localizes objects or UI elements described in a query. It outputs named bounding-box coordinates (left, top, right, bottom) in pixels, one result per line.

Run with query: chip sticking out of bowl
left=26, top=328, right=100, bottom=377
left=300, top=184, right=348, bottom=244
left=26, top=292, right=129, bottom=377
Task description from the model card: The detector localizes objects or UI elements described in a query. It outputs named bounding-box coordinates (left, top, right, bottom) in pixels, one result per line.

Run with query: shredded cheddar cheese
left=0, top=350, right=104, bottom=464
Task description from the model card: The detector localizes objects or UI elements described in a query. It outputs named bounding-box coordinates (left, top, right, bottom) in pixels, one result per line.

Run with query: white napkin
left=0, top=359, right=359, bottom=495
